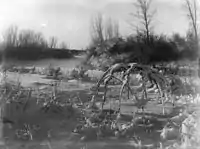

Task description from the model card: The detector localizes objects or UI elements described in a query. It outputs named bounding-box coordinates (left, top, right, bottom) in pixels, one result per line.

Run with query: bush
left=85, top=34, right=197, bottom=69
left=3, top=47, right=74, bottom=61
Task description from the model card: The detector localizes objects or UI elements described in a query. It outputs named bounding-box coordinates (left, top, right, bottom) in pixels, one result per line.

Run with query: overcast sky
left=0, top=0, right=194, bottom=49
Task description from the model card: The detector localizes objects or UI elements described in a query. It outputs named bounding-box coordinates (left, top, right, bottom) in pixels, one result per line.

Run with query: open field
left=0, top=57, right=200, bottom=149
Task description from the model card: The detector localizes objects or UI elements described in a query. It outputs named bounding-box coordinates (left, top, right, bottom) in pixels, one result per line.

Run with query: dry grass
left=0, top=65, right=200, bottom=149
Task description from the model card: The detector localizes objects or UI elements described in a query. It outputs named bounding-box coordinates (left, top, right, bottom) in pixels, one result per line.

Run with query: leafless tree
left=114, top=21, right=120, bottom=38
left=185, top=0, right=199, bottom=48
left=90, top=13, right=105, bottom=45
left=104, top=18, right=113, bottom=40
left=130, top=0, right=156, bottom=45
left=104, top=18, right=120, bottom=40
left=18, top=30, right=34, bottom=47
left=49, top=36, right=58, bottom=48
left=90, top=13, right=120, bottom=48
left=184, top=0, right=200, bottom=77
left=3, top=25, right=19, bottom=47
left=34, top=32, right=46, bottom=47
left=18, top=29, right=46, bottom=48
left=60, top=41, right=68, bottom=49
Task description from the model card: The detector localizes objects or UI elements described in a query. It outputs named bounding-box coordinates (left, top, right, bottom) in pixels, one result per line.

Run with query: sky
left=0, top=0, right=193, bottom=49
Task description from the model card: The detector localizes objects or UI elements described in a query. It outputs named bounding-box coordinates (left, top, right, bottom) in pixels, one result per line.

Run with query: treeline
left=107, top=33, right=198, bottom=63
left=0, top=25, right=74, bottom=60
left=86, top=0, right=199, bottom=68
left=86, top=33, right=198, bottom=68
left=2, top=47, right=74, bottom=60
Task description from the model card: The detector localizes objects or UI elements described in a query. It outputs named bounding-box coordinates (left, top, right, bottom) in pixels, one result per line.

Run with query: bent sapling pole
left=94, top=62, right=176, bottom=115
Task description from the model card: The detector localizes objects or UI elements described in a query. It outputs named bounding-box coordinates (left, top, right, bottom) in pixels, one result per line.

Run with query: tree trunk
left=197, top=38, right=200, bottom=78
left=0, top=51, right=6, bottom=145
left=0, top=106, right=5, bottom=145
left=198, top=58, right=200, bottom=78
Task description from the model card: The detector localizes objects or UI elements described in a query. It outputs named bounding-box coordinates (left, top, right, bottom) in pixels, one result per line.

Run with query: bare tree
left=113, top=20, right=120, bottom=38
left=90, top=13, right=120, bottom=49
left=18, top=30, right=35, bottom=47
left=184, top=0, right=200, bottom=77
left=131, top=0, right=156, bottom=45
left=60, top=41, right=68, bottom=49
left=49, top=36, right=58, bottom=48
left=105, top=18, right=113, bottom=40
left=3, top=25, right=19, bottom=47
left=105, top=18, right=120, bottom=40
left=90, top=13, right=105, bottom=45
left=18, top=29, right=46, bottom=48
left=34, top=32, right=46, bottom=47
left=185, top=0, right=199, bottom=48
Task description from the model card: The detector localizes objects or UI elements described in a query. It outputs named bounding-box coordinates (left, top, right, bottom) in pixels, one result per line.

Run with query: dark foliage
left=86, top=33, right=198, bottom=66
left=2, top=47, right=74, bottom=60
left=149, top=40, right=180, bottom=63
left=1, top=26, right=86, bottom=61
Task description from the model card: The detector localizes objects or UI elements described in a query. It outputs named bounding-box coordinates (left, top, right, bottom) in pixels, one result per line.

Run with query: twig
left=22, top=88, right=32, bottom=112
left=4, top=137, right=9, bottom=149
left=47, top=129, right=53, bottom=149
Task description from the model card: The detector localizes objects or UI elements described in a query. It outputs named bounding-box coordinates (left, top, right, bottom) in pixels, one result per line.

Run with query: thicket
left=0, top=26, right=74, bottom=60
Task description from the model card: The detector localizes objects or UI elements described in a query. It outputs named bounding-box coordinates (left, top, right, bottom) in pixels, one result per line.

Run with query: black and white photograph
left=0, top=0, right=199, bottom=148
